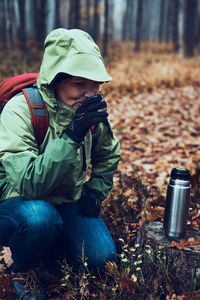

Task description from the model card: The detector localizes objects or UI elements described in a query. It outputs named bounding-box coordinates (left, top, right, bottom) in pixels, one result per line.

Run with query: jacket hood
left=38, top=28, right=112, bottom=86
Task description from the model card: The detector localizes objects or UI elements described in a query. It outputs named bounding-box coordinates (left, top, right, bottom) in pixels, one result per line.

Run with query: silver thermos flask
left=164, top=168, right=190, bottom=239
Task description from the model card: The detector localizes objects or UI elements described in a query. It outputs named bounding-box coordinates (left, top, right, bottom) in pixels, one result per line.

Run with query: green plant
left=60, top=244, right=98, bottom=299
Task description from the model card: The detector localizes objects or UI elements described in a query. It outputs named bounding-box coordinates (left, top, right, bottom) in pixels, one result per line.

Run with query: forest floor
left=1, top=42, right=200, bottom=299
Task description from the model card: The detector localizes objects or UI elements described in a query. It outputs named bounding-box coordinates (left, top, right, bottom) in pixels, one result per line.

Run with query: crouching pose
left=0, top=28, right=120, bottom=299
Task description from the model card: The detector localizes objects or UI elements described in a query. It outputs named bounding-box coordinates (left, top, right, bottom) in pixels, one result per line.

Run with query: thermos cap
left=171, top=168, right=190, bottom=180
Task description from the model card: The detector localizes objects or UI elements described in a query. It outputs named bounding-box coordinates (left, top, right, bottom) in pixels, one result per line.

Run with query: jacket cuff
left=62, top=132, right=82, bottom=147
left=84, top=186, right=104, bottom=202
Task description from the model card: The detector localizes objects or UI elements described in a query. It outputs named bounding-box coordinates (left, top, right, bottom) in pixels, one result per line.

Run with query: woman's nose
left=84, top=90, right=96, bottom=98
left=84, top=84, right=99, bottom=98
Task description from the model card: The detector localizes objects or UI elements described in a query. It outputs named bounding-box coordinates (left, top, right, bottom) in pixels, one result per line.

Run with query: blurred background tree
left=0, top=0, right=199, bottom=57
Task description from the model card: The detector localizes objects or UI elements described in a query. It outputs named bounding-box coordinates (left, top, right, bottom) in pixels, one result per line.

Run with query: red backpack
left=0, top=73, right=49, bottom=146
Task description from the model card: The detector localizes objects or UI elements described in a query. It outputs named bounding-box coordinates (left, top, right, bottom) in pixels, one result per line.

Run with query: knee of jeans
left=86, top=244, right=117, bottom=271
left=16, top=200, right=63, bottom=239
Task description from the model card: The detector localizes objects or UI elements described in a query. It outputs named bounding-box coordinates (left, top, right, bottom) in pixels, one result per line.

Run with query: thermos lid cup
left=171, top=168, right=190, bottom=181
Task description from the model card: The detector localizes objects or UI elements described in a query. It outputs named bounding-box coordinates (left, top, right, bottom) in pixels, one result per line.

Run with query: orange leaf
left=170, top=240, right=200, bottom=251
left=118, top=278, right=136, bottom=294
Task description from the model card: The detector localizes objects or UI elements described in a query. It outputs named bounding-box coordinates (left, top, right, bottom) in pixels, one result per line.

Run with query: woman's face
left=55, top=76, right=101, bottom=109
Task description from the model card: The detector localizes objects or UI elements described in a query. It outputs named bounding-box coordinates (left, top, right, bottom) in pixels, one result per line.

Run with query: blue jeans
left=0, top=197, right=117, bottom=273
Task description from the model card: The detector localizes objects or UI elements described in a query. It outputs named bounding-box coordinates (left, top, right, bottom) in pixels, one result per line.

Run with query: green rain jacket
left=0, top=29, right=120, bottom=205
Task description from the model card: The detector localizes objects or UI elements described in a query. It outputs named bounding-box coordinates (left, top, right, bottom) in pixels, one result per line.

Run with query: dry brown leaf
left=118, top=278, right=136, bottom=293
left=0, top=247, right=13, bottom=269
left=170, top=239, right=200, bottom=251
left=105, top=261, right=119, bottom=278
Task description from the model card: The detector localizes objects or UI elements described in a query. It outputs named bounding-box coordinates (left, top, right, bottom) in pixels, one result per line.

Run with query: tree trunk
left=74, top=0, right=81, bottom=28
left=134, top=0, right=143, bottom=52
left=103, top=0, right=108, bottom=57
left=69, top=0, right=74, bottom=28
left=134, top=221, right=200, bottom=295
left=108, top=0, right=114, bottom=39
left=171, top=0, right=179, bottom=52
left=121, top=0, right=133, bottom=41
left=93, top=0, right=100, bottom=42
left=121, top=0, right=128, bottom=40
left=184, top=0, right=198, bottom=56
left=142, top=0, right=151, bottom=41
left=86, top=0, right=91, bottom=34
left=0, top=0, right=7, bottom=48
left=196, top=0, right=200, bottom=52
left=158, top=0, right=166, bottom=42
left=38, top=0, right=48, bottom=42
left=128, top=0, right=134, bottom=40
left=178, top=0, right=185, bottom=58
left=7, top=0, right=14, bottom=50
left=18, top=0, right=26, bottom=51
left=165, top=0, right=172, bottom=43
left=55, top=0, right=61, bottom=29
left=69, top=0, right=81, bottom=29
left=33, top=0, right=48, bottom=48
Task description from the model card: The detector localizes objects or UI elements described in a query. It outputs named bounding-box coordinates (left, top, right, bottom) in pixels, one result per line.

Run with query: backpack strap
left=22, top=86, right=49, bottom=146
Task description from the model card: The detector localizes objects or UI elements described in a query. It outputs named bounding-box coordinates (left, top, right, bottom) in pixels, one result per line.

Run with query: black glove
left=78, top=188, right=103, bottom=218
left=65, top=94, right=108, bottom=143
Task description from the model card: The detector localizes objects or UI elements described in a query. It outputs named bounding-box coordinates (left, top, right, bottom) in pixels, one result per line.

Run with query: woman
left=0, top=28, right=120, bottom=300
